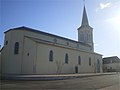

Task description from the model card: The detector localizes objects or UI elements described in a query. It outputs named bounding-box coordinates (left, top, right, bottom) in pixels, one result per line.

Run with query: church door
left=97, top=60, right=100, bottom=73
left=75, top=66, right=78, bottom=73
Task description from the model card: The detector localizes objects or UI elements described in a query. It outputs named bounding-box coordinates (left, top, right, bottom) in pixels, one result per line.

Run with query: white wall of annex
left=22, top=37, right=37, bottom=74
left=103, top=63, right=120, bottom=70
left=1, top=31, right=12, bottom=74
left=2, top=30, right=24, bottom=74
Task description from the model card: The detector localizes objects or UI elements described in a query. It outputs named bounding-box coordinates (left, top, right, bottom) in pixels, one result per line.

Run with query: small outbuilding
left=103, top=56, right=120, bottom=72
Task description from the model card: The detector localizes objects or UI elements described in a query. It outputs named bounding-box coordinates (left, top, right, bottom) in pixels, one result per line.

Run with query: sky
left=0, top=0, right=120, bottom=58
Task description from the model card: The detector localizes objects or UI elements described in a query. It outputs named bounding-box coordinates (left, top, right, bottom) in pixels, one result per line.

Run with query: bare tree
left=55, top=60, right=64, bottom=74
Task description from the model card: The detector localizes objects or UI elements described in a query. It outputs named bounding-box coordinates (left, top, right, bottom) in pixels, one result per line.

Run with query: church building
left=1, top=5, right=103, bottom=75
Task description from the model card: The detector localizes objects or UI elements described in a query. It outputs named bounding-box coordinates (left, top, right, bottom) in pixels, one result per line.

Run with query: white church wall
left=1, top=31, right=12, bottom=74
left=94, top=55, right=103, bottom=73
left=36, top=43, right=57, bottom=74
left=22, top=37, right=37, bottom=74
left=2, top=30, right=24, bottom=74
left=8, top=30, right=24, bottom=74
left=35, top=40, right=102, bottom=74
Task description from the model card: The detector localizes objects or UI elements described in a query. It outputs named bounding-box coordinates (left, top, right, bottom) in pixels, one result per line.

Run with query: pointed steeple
left=81, top=5, right=89, bottom=26
left=77, top=1, right=94, bottom=52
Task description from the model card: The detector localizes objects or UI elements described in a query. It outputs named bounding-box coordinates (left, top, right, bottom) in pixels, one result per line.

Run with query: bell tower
left=77, top=2, right=94, bottom=51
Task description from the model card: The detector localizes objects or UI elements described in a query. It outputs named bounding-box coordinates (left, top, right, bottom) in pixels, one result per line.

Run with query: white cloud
left=96, top=2, right=112, bottom=11
left=100, top=2, right=111, bottom=9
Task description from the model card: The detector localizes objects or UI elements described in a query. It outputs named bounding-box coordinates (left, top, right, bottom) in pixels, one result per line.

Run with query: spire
left=81, top=5, right=89, bottom=26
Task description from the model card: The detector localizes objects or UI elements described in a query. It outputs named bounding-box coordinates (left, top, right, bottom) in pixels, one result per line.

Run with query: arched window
left=97, top=59, right=100, bottom=64
left=78, top=56, right=81, bottom=65
left=14, top=42, right=19, bottom=54
left=65, top=53, right=68, bottom=64
left=89, top=57, right=91, bottom=66
left=5, top=40, right=8, bottom=45
left=49, top=50, right=53, bottom=61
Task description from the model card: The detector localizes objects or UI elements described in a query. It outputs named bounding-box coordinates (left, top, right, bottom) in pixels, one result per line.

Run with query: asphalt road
left=1, top=74, right=120, bottom=90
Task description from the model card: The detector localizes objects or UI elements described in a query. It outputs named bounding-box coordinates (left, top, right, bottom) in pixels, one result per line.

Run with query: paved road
left=1, top=74, right=120, bottom=90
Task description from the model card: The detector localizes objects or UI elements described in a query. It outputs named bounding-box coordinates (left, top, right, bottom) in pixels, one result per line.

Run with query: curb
left=1, top=73, right=117, bottom=81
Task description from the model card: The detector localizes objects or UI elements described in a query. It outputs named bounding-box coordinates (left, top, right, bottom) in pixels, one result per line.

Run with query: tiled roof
left=103, top=56, right=120, bottom=64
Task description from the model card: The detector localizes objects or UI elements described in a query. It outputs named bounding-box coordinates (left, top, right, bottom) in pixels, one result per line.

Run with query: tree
left=55, top=60, right=64, bottom=74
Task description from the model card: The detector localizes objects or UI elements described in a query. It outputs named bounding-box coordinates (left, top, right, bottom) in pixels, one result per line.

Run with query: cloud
left=96, top=2, right=112, bottom=11
left=100, top=2, right=111, bottom=9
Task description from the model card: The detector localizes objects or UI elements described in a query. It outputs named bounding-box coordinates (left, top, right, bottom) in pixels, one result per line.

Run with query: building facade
left=103, top=56, right=120, bottom=72
left=1, top=5, right=102, bottom=75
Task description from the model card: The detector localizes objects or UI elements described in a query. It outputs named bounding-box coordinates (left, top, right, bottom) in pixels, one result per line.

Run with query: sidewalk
left=1, top=72, right=117, bottom=80
left=98, top=83, right=120, bottom=90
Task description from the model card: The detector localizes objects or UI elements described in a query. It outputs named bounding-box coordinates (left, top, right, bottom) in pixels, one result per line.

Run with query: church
left=1, top=5, right=103, bottom=75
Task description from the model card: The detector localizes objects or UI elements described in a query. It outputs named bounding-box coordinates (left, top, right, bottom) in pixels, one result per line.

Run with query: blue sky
left=1, top=0, right=120, bottom=58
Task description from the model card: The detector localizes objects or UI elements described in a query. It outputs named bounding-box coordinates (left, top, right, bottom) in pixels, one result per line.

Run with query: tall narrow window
left=65, top=53, right=68, bottom=64
left=97, top=59, right=100, bottom=64
left=14, top=42, right=19, bottom=54
left=5, top=40, right=8, bottom=45
left=78, top=56, right=81, bottom=65
left=89, top=57, right=91, bottom=66
left=49, top=50, right=53, bottom=61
